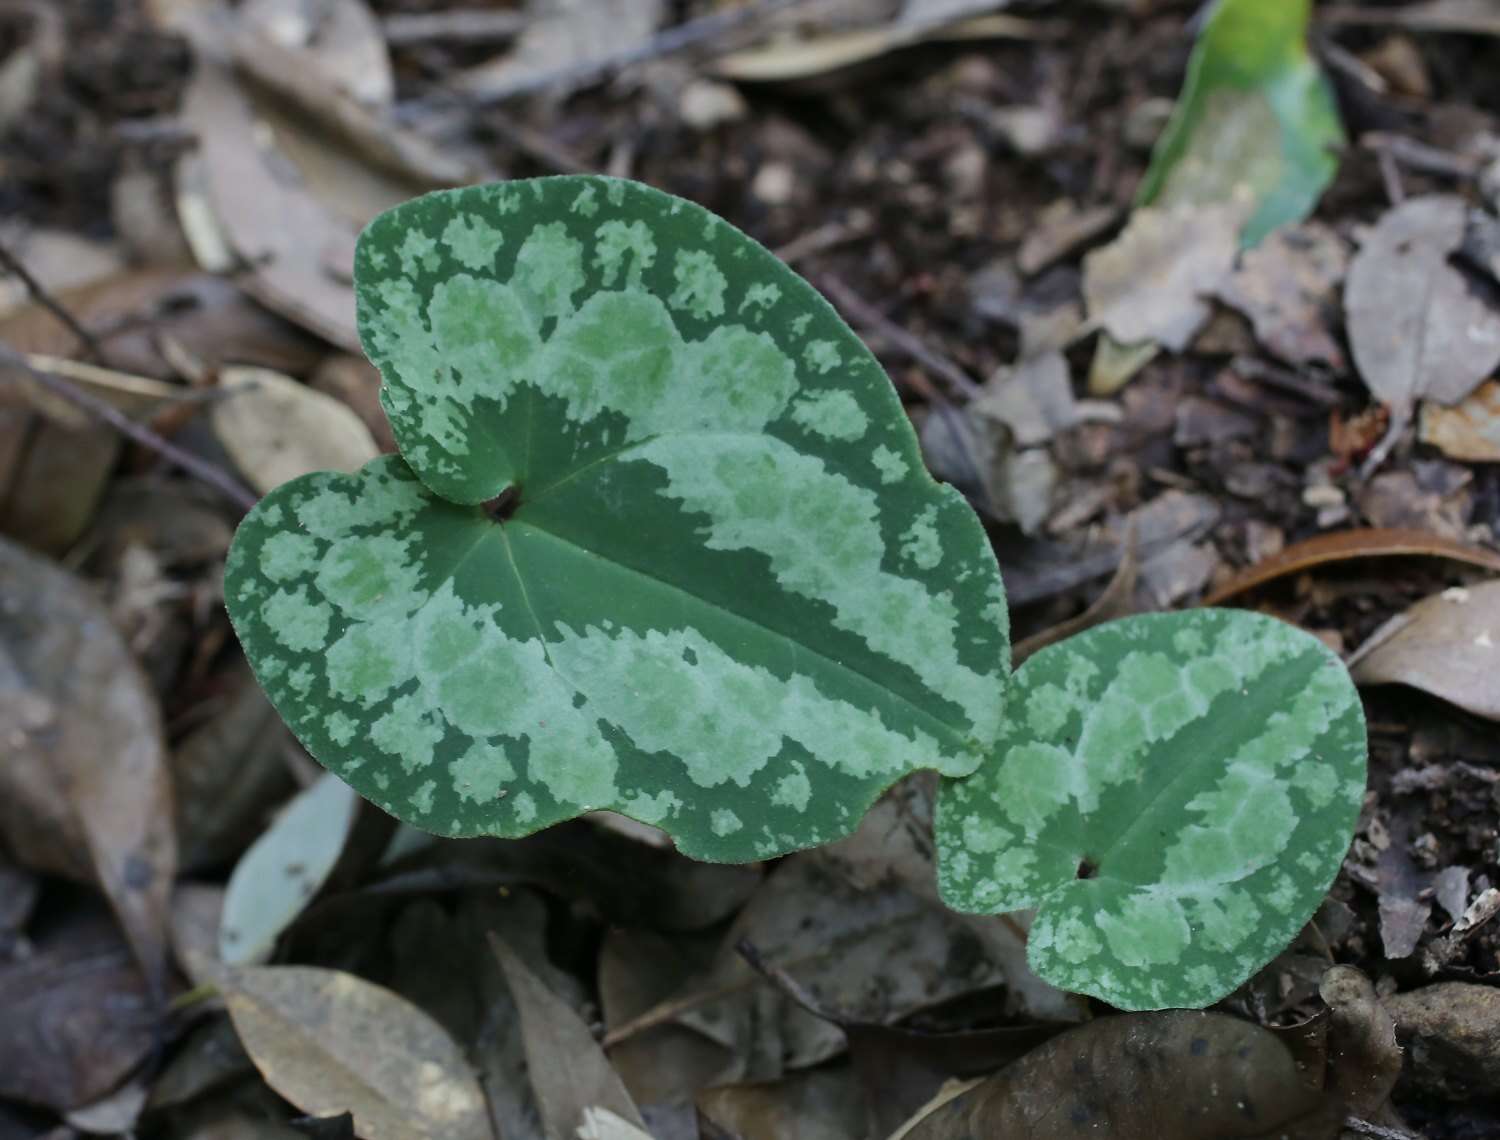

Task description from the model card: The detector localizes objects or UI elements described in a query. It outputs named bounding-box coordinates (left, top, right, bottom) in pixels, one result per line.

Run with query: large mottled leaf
left=1138, top=0, right=1344, bottom=247
left=224, top=175, right=1010, bottom=862
left=935, top=610, right=1366, bottom=1011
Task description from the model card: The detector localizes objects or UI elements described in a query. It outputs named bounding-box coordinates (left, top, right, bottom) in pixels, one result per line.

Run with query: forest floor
left=1, top=0, right=1499, bottom=1138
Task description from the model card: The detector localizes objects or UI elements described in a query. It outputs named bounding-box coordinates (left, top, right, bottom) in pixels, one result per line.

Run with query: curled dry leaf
left=219, top=773, right=360, bottom=965
left=1083, top=197, right=1248, bottom=353
left=0, top=537, right=175, bottom=997
left=1202, top=526, right=1500, bottom=606
left=1349, top=578, right=1500, bottom=720
left=211, top=366, right=379, bottom=494
left=490, top=934, right=648, bottom=1140
left=218, top=965, right=494, bottom=1140
left=901, top=1010, right=1334, bottom=1140
left=1346, top=195, right=1500, bottom=426
left=1214, top=222, right=1348, bottom=369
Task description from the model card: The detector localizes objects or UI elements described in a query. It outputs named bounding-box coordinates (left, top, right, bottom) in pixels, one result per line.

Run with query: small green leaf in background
left=935, top=610, right=1367, bottom=1011
left=225, top=175, right=1011, bottom=863
left=1138, top=0, right=1345, bottom=247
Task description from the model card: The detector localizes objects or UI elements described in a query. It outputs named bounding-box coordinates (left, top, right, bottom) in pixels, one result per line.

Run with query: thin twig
left=817, top=272, right=983, bottom=400
left=0, top=343, right=258, bottom=511
left=0, top=240, right=109, bottom=362
left=383, top=9, right=528, bottom=47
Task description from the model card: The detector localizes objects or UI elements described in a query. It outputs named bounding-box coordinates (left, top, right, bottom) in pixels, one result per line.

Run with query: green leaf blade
left=1138, top=0, right=1344, bottom=247
left=227, top=175, right=1010, bottom=862
left=935, top=610, right=1366, bottom=1010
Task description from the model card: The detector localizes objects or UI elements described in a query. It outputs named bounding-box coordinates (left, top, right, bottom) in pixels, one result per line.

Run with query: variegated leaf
left=935, top=610, right=1366, bottom=1010
left=224, top=176, right=1010, bottom=862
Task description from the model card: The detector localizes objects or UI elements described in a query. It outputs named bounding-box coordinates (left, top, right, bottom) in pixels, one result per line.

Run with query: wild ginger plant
left=225, top=176, right=1366, bottom=1010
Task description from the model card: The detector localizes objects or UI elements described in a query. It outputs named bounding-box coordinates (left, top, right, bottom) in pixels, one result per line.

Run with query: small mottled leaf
left=936, top=610, right=1366, bottom=1011
left=1138, top=0, right=1344, bottom=247
left=225, top=175, right=1010, bottom=862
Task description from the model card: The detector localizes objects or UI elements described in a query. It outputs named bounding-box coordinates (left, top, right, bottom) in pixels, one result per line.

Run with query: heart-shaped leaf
left=935, top=609, right=1366, bottom=1010
left=225, top=176, right=1010, bottom=862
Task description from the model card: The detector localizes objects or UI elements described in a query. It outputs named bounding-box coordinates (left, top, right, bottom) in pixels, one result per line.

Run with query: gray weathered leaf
left=1083, top=197, right=1248, bottom=352
left=219, top=773, right=361, bottom=965
left=0, top=537, right=175, bottom=997
left=1349, top=579, right=1500, bottom=720
left=1346, top=195, right=1500, bottom=415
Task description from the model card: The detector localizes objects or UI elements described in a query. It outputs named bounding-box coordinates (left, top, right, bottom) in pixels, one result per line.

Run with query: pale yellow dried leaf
left=221, top=965, right=493, bottom=1140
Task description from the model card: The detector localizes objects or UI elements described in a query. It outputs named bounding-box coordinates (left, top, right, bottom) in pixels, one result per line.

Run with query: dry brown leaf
left=599, top=928, right=733, bottom=1106
left=1017, top=200, right=1119, bottom=277
left=1202, top=527, right=1500, bottom=605
left=1346, top=195, right=1500, bottom=421
left=0, top=268, right=325, bottom=379
left=1419, top=378, right=1500, bottom=461
left=12, top=355, right=183, bottom=422
left=456, top=0, right=664, bottom=100
left=219, top=965, right=494, bottom=1140
left=901, top=1010, right=1334, bottom=1140
left=0, top=228, right=122, bottom=318
left=1348, top=578, right=1500, bottom=720
left=310, top=354, right=396, bottom=452
left=1325, top=0, right=1500, bottom=36
left=0, top=909, right=155, bottom=1113
left=1214, top=221, right=1349, bottom=368
left=239, top=0, right=393, bottom=107
left=0, top=413, right=119, bottom=555
left=232, top=28, right=480, bottom=191
left=1083, top=197, right=1248, bottom=352
left=491, top=935, right=648, bottom=1140
left=166, top=5, right=361, bottom=349
left=211, top=366, right=379, bottom=493
left=608, top=853, right=1022, bottom=1082
left=1011, top=522, right=1139, bottom=664
left=0, top=537, right=176, bottom=997
left=697, top=1068, right=865, bottom=1140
